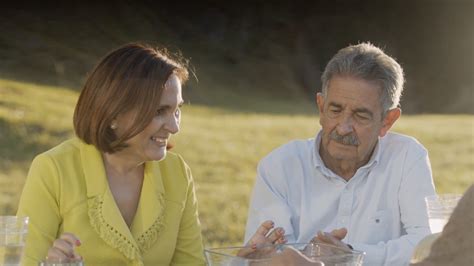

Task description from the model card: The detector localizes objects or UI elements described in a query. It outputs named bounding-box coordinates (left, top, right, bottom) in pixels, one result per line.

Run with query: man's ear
left=316, top=92, right=324, bottom=114
left=379, top=108, right=401, bottom=137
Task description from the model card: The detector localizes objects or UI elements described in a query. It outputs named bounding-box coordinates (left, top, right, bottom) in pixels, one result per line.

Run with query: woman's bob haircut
left=73, top=43, right=189, bottom=153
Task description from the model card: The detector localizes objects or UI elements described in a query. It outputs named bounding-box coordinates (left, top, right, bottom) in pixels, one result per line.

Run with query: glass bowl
left=205, top=242, right=364, bottom=266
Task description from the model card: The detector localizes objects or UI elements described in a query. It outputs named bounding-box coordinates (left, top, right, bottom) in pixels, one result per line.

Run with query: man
left=244, top=43, right=436, bottom=265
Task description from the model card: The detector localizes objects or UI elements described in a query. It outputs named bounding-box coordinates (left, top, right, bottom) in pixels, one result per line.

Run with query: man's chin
left=328, top=147, right=357, bottom=161
left=329, top=142, right=357, bottom=152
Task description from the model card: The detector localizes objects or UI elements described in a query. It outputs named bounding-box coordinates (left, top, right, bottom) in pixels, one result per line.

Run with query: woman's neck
left=102, top=152, right=144, bottom=178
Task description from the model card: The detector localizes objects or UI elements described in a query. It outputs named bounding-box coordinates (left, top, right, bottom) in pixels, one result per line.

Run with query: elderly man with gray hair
left=243, top=43, right=436, bottom=265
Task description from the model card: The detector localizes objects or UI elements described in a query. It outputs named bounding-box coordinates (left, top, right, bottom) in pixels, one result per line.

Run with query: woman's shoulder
left=156, top=151, right=187, bottom=172
left=28, top=138, right=87, bottom=184
left=151, top=151, right=191, bottom=183
left=30, top=138, right=83, bottom=169
left=150, top=152, right=193, bottom=202
left=38, top=137, right=83, bottom=159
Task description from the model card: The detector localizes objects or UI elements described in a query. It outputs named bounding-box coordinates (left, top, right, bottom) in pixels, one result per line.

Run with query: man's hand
left=237, top=220, right=287, bottom=258
left=268, top=246, right=321, bottom=266
left=311, top=227, right=352, bottom=251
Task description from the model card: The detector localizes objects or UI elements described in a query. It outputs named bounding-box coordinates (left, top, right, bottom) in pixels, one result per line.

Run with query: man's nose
left=336, top=114, right=354, bottom=135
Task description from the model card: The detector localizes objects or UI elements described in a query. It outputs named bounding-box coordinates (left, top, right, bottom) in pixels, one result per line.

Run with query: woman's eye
left=174, top=108, right=181, bottom=117
left=156, top=109, right=166, bottom=116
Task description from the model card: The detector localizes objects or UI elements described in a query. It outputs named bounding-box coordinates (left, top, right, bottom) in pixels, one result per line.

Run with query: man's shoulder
left=260, top=138, right=314, bottom=166
left=382, top=132, right=427, bottom=156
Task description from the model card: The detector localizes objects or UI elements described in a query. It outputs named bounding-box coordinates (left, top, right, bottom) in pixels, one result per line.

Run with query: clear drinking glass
left=38, top=259, right=84, bottom=266
left=425, top=194, right=462, bottom=233
left=0, top=216, right=29, bottom=266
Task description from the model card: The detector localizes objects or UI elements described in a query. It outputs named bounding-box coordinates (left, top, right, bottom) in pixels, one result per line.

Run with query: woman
left=16, top=43, right=205, bottom=265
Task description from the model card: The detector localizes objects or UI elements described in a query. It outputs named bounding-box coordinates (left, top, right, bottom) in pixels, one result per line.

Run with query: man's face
left=317, top=75, right=398, bottom=167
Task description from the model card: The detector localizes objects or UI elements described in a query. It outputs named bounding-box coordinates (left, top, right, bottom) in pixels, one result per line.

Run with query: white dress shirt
left=244, top=131, right=436, bottom=266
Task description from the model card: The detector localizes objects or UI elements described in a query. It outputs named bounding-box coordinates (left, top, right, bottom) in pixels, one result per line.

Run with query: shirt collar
left=79, top=139, right=164, bottom=197
left=312, top=130, right=381, bottom=178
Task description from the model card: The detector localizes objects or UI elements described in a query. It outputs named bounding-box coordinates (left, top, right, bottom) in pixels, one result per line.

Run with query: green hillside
left=0, top=3, right=314, bottom=115
left=1, top=1, right=473, bottom=113
left=1, top=79, right=472, bottom=247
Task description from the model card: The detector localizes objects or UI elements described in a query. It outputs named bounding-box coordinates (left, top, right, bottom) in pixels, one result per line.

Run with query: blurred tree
left=1, top=0, right=472, bottom=113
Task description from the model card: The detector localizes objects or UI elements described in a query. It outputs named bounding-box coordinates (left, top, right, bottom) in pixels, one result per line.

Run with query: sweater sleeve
left=170, top=158, right=205, bottom=266
left=17, top=154, right=62, bottom=266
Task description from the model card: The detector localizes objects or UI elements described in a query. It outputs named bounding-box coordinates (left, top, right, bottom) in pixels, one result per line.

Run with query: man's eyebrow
left=328, top=102, right=342, bottom=108
left=353, top=107, right=373, bottom=116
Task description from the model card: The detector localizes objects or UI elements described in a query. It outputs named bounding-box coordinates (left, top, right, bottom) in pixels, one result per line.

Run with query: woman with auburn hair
left=17, top=43, right=205, bottom=265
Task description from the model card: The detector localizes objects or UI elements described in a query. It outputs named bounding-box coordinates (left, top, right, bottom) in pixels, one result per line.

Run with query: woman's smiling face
left=113, top=74, right=183, bottom=163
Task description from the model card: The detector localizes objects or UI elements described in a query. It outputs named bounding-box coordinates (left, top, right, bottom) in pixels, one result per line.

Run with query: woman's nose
left=165, top=115, right=180, bottom=134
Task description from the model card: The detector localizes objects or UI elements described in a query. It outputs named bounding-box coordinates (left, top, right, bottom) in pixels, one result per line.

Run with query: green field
left=0, top=79, right=473, bottom=248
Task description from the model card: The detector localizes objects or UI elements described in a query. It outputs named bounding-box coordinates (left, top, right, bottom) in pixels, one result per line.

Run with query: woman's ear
left=110, top=120, right=118, bottom=130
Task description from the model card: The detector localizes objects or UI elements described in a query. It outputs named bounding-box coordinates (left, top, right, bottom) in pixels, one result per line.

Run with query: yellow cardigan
left=17, top=138, right=205, bottom=266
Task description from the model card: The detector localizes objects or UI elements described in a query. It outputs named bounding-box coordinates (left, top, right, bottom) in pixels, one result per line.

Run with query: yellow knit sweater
left=17, top=138, right=205, bottom=266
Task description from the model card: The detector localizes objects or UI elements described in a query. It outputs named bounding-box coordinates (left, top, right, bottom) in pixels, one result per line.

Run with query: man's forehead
left=326, top=77, right=382, bottom=107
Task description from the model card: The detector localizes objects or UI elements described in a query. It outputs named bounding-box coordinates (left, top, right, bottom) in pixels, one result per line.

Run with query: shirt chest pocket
left=366, top=210, right=391, bottom=243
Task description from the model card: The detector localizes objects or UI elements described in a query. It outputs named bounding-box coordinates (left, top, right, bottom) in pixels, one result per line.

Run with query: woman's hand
left=45, top=232, right=82, bottom=262
left=237, top=220, right=287, bottom=258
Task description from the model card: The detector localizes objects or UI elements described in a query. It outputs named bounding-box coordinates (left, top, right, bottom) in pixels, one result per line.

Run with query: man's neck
left=319, top=145, right=373, bottom=181
left=324, top=159, right=358, bottom=181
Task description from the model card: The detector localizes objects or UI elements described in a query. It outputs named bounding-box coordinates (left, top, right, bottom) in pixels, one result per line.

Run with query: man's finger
left=316, top=231, right=352, bottom=251
left=276, top=235, right=288, bottom=244
left=238, top=221, right=276, bottom=258
left=254, top=220, right=274, bottom=237
left=329, top=228, right=347, bottom=240
left=236, top=244, right=258, bottom=258
left=316, top=231, right=330, bottom=242
left=266, top=227, right=285, bottom=244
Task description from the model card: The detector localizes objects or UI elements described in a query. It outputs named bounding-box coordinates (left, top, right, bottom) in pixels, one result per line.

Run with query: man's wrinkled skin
left=237, top=220, right=287, bottom=258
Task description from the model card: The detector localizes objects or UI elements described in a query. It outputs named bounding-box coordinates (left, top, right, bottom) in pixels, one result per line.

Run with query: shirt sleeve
left=244, top=158, right=295, bottom=244
left=170, top=159, right=206, bottom=266
left=351, top=153, right=436, bottom=266
left=16, top=154, right=62, bottom=266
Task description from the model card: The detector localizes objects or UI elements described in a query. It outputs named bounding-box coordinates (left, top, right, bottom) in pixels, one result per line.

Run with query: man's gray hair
left=321, top=42, right=404, bottom=114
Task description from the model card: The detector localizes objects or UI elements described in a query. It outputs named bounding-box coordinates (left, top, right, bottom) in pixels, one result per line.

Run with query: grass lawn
left=0, top=78, right=473, bottom=247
